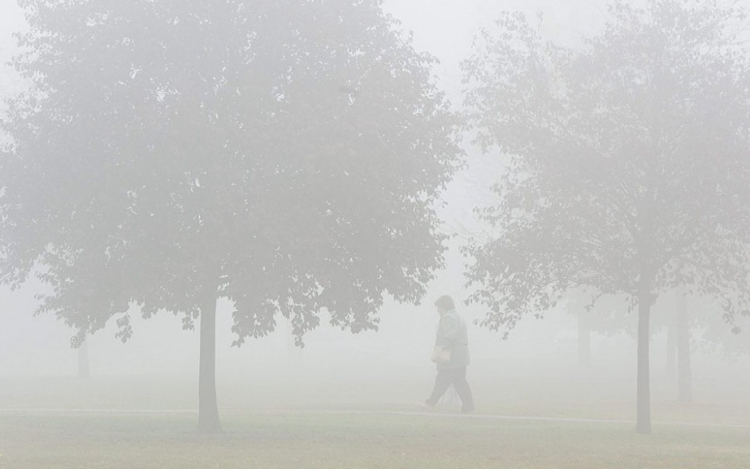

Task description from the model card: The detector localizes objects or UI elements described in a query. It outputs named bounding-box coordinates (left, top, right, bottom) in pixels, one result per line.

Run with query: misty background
left=1, top=0, right=748, bottom=421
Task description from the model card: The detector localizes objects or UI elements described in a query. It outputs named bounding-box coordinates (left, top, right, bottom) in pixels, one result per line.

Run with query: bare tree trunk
left=578, top=312, right=591, bottom=368
left=636, top=287, right=652, bottom=434
left=666, top=317, right=676, bottom=377
left=675, top=290, right=692, bottom=403
left=198, top=286, right=221, bottom=433
left=77, top=337, right=90, bottom=380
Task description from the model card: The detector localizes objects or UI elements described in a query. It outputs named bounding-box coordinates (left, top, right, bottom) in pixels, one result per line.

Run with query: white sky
left=0, top=1, right=24, bottom=63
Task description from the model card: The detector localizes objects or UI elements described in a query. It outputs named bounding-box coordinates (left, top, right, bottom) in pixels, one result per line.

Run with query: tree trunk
left=675, top=290, right=692, bottom=403
left=77, top=338, right=90, bottom=380
left=666, top=317, right=676, bottom=377
left=636, top=287, right=652, bottom=434
left=578, top=313, right=591, bottom=368
left=198, top=286, right=221, bottom=433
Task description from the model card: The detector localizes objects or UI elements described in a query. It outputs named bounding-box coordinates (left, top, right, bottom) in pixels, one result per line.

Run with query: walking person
left=423, top=295, right=474, bottom=413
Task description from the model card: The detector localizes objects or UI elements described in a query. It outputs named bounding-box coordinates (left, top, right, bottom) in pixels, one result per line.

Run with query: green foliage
left=0, top=0, right=461, bottom=344
left=461, top=0, right=750, bottom=336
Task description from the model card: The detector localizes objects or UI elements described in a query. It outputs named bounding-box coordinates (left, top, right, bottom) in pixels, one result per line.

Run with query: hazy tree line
left=2, top=0, right=749, bottom=434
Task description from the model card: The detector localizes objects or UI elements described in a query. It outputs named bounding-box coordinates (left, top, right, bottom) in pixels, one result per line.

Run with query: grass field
left=1, top=367, right=749, bottom=469
left=1, top=411, right=749, bottom=469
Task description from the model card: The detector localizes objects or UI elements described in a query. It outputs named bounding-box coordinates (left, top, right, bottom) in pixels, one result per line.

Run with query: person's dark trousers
left=426, top=366, right=474, bottom=412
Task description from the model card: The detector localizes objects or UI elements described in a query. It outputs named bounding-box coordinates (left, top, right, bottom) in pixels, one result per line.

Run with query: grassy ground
left=1, top=411, right=749, bottom=469
left=1, top=370, right=749, bottom=469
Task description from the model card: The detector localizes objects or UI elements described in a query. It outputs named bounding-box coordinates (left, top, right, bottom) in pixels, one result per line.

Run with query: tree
left=0, top=0, right=460, bottom=432
left=698, top=305, right=750, bottom=360
left=562, top=291, right=635, bottom=369
left=673, top=290, right=692, bottom=402
left=461, top=0, right=750, bottom=433
left=655, top=287, right=694, bottom=402
left=78, top=335, right=90, bottom=380
left=668, top=291, right=750, bottom=401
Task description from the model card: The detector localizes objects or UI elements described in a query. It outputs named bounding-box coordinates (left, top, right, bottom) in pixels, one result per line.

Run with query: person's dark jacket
left=434, top=309, right=470, bottom=370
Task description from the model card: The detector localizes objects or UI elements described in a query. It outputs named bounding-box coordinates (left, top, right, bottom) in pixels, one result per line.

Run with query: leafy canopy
left=461, top=0, right=750, bottom=335
left=0, top=0, right=461, bottom=345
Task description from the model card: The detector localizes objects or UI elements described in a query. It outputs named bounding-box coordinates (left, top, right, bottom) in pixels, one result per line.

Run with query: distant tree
left=77, top=336, right=90, bottom=380
left=698, top=306, right=750, bottom=360
left=647, top=288, right=749, bottom=403
left=672, top=292, right=750, bottom=400
left=0, top=0, right=460, bottom=432
left=462, top=0, right=750, bottom=433
left=662, top=288, right=693, bottom=402
left=562, top=291, right=634, bottom=368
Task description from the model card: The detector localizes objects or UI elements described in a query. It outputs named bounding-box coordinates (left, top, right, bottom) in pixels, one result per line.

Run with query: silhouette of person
left=423, top=295, right=474, bottom=413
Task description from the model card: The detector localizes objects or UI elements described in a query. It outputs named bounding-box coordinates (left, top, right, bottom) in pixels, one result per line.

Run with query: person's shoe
left=418, top=401, right=435, bottom=411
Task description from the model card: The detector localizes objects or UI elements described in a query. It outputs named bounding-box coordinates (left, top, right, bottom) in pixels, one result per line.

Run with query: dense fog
left=1, top=3, right=749, bottom=467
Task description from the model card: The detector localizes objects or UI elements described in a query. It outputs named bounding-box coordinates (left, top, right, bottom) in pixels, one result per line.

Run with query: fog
left=0, top=0, right=618, bottom=379
left=4, top=272, right=748, bottom=398
left=1, top=0, right=750, bottom=467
